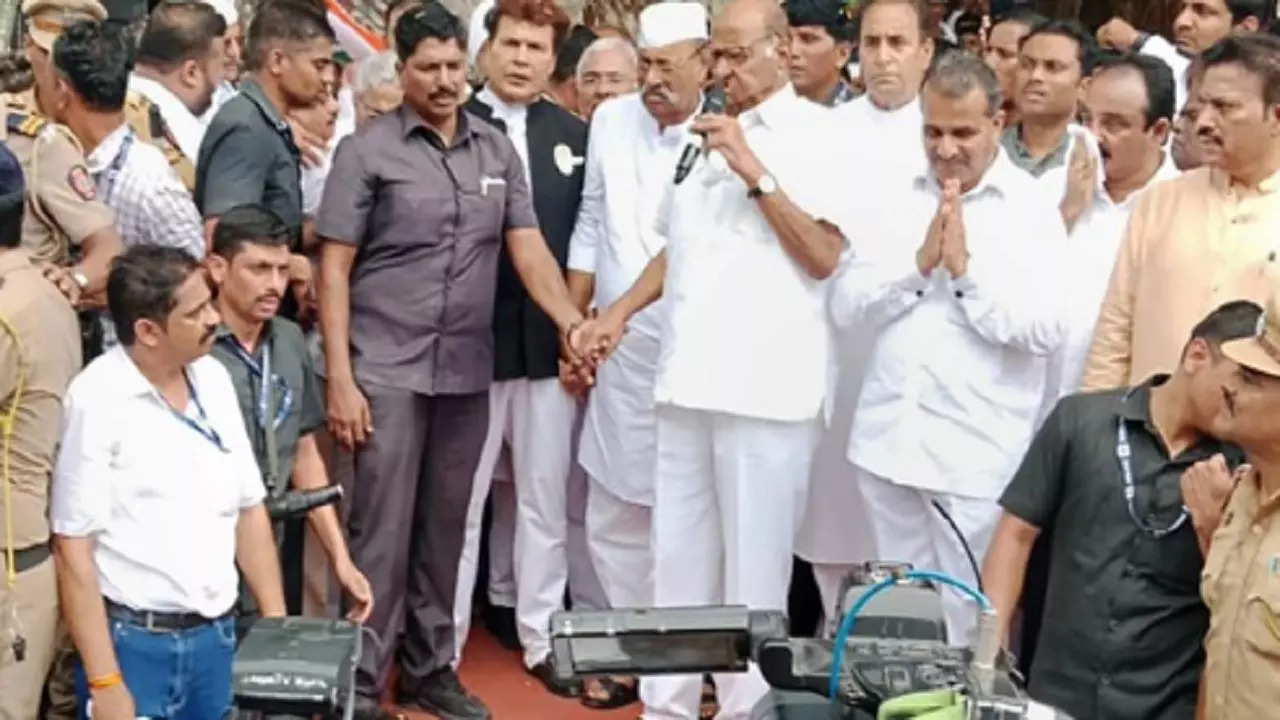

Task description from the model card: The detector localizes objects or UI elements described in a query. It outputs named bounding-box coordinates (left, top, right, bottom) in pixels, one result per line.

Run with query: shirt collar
left=85, top=123, right=133, bottom=174
left=214, top=318, right=275, bottom=353
left=914, top=146, right=1020, bottom=200
left=102, top=345, right=193, bottom=400
left=642, top=97, right=696, bottom=147
left=477, top=86, right=529, bottom=126
left=398, top=104, right=477, bottom=148
left=1208, top=164, right=1280, bottom=195
left=737, top=83, right=798, bottom=132
left=128, top=75, right=203, bottom=156
left=239, top=76, right=291, bottom=135
left=1000, top=122, right=1073, bottom=177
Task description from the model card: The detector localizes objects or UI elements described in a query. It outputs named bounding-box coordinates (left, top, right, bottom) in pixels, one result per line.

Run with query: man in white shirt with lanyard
left=564, top=1, right=708, bottom=710
left=574, top=0, right=849, bottom=715
left=801, top=0, right=935, bottom=621
left=51, top=245, right=285, bottom=720
left=829, top=50, right=1067, bottom=647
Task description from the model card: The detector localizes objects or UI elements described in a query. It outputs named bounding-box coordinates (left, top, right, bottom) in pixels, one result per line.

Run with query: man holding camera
left=51, top=245, right=286, bottom=720
left=205, top=203, right=372, bottom=626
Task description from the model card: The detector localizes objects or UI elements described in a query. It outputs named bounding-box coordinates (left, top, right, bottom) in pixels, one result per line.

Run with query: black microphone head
left=703, top=83, right=727, bottom=115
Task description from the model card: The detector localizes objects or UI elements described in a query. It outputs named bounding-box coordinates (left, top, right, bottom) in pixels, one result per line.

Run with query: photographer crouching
left=204, top=204, right=372, bottom=631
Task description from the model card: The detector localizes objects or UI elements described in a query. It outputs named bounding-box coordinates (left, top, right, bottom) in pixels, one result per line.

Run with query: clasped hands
left=559, top=307, right=626, bottom=397
left=917, top=178, right=969, bottom=280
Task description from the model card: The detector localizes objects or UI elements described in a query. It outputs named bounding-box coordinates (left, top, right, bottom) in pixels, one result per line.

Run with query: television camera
left=229, top=485, right=362, bottom=719
left=550, top=562, right=1074, bottom=720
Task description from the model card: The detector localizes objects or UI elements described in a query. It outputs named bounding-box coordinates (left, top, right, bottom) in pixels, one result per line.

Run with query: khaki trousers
left=0, top=557, right=59, bottom=720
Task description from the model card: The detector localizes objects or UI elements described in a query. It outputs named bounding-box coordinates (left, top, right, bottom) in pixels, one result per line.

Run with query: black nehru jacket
left=466, top=95, right=587, bottom=381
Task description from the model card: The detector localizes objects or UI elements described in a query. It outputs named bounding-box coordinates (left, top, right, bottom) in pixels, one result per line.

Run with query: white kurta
left=830, top=149, right=1068, bottom=644
left=1139, top=35, right=1192, bottom=113
left=569, top=92, right=691, bottom=508
left=1039, top=155, right=1181, bottom=418
left=799, top=95, right=926, bottom=585
left=641, top=85, right=852, bottom=720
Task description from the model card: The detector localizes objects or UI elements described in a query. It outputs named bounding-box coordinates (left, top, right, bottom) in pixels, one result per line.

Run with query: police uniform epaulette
left=5, top=111, right=46, bottom=137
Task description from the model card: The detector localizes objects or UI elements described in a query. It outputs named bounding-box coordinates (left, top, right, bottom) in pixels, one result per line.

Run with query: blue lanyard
left=165, top=371, right=229, bottom=453
left=224, top=337, right=292, bottom=431
left=1116, top=389, right=1190, bottom=539
left=101, top=131, right=135, bottom=206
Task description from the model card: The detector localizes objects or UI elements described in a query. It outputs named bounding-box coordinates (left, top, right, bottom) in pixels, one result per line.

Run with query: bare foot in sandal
left=582, top=675, right=639, bottom=710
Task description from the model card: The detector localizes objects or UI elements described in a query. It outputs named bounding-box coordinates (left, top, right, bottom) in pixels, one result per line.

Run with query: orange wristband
left=88, top=672, right=122, bottom=690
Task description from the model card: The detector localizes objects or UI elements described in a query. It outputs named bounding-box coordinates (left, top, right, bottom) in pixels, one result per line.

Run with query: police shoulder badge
left=553, top=143, right=583, bottom=177
left=67, top=165, right=96, bottom=201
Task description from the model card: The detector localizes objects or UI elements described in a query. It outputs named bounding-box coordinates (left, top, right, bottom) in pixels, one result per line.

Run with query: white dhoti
left=567, top=449, right=608, bottom=610
left=640, top=404, right=819, bottom=720
left=453, top=377, right=577, bottom=668
left=796, top=323, right=878, bottom=622
left=579, top=330, right=659, bottom=611
left=854, top=468, right=1000, bottom=646
left=487, top=455, right=517, bottom=608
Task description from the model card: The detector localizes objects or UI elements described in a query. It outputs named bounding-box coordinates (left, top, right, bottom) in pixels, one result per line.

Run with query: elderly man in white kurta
left=568, top=1, right=708, bottom=628
left=800, top=0, right=935, bottom=623
left=573, top=0, right=851, bottom=716
left=831, top=52, right=1066, bottom=647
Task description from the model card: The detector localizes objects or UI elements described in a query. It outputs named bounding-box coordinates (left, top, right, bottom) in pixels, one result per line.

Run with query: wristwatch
left=748, top=174, right=778, bottom=199
left=71, top=268, right=89, bottom=290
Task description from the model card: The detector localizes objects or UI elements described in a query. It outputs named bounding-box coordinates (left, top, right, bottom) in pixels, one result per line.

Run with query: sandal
left=581, top=675, right=639, bottom=710
left=700, top=678, right=718, bottom=720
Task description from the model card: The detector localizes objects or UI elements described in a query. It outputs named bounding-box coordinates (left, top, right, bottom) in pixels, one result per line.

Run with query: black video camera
left=232, top=617, right=361, bottom=719
left=549, top=562, right=1074, bottom=720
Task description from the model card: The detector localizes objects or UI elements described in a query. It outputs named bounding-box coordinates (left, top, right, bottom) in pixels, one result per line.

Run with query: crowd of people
left=0, top=0, right=1278, bottom=718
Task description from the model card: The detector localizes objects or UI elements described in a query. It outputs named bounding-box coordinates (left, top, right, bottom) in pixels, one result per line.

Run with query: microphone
left=265, top=485, right=344, bottom=521
left=673, top=83, right=727, bottom=185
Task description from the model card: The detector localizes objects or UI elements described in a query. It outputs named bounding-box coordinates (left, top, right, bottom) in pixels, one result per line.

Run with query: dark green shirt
left=1000, top=376, right=1242, bottom=720
left=209, top=318, right=325, bottom=491
left=1000, top=123, right=1071, bottom=178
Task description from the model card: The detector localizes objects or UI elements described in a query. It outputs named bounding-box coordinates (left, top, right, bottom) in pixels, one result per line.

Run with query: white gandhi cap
left=468, top=0, right=495, bottom=67
left=202, top=0, right=238, bottom=26
left=637, top=1, right=709, bottom=50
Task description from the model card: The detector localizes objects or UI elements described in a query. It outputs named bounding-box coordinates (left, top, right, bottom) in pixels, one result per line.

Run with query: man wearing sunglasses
left=981, top=300, right=1258, bottom=720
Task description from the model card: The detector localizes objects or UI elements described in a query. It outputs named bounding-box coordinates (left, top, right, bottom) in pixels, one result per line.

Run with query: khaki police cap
left=22, top=0, right=107, bottom=51
left=1222, top=293, right=1280, bottom=379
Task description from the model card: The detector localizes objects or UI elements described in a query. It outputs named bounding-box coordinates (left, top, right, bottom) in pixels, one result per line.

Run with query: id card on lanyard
left=222, top=335, right=292, bottom=493
left=165, top=370, right=228, bottom=453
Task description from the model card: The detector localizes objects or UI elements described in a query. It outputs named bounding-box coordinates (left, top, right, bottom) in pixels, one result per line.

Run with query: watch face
left=759, top=175, right=777, bottom=194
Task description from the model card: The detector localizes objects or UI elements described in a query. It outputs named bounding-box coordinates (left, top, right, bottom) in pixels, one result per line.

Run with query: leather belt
left=2, top=542, right=51, bottom=574
left=104, top=599, right=230, bottom=633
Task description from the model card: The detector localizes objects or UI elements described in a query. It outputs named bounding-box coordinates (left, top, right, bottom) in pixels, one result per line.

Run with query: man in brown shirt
left=316, top=4, right=586, bottom=719
left=0, top=144, right=82, bottom=720
left=1197, top=292, right=1280, bottom=719
left=1082, top=33, right=1280, bottom=392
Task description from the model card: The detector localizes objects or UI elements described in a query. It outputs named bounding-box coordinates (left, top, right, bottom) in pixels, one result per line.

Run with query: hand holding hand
left=570, top=308, right=626, bottom=367
left=1182, top=454, right=1238, bottom=545
left=691, top=114, right=764, bottom=184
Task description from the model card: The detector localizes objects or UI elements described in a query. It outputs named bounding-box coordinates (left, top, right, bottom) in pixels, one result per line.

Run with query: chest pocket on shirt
left=458, top=177, right=505, bottom=248
left=1245, top=556, right=1280, bottom=661
left=109, top=437, right=240, bottom=521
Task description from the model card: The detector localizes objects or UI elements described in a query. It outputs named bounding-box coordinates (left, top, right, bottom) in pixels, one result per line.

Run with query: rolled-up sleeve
left=50, top=388, right=113, bottom=538
left=196, top=125, right=271, bottom=218
left=316, top=135, right=374, bottom=246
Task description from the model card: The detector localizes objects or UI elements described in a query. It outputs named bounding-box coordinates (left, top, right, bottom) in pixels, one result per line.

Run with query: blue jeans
left=75, top=614, right=237, bottom=720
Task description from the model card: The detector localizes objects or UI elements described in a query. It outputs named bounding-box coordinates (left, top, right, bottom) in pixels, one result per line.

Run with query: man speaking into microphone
left=570, top=0, right=854, bottom=715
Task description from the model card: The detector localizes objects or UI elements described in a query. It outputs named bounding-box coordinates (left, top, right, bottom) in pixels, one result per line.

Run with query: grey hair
left=353, top=50, right=401, bottom=96
left=575, top=37, right=638, bottom=83
left=924, top=50, right=1004, bottom=116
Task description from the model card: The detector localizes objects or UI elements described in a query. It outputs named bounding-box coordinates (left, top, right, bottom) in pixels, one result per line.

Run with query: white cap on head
left=637, top=1, right=708, bottom=50
left=202, top=0, right=238, bottom=26
left=468, top=0, right=495, bottom=67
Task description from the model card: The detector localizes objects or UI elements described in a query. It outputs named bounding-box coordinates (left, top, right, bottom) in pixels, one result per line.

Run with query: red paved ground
left=392, top=626, right=639, bottom=720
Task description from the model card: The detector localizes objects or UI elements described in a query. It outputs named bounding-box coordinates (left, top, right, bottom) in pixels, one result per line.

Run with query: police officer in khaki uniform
left=11, top=0, right=120, bottom=304
left=21, top=0, right=195, bottom=192
left=0, top=141, right=82, bottom=720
